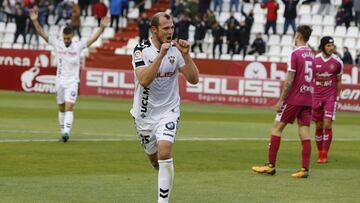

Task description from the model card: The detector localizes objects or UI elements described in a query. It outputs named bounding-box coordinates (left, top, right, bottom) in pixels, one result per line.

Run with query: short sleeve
left=176, top=49, right=185, bottom=68
left=287, top=51, right=296, bottom=72
left=48, top=36, right=57, bottom=47
left=79, top=40, right=87, bottom=51
left=131, top=45, right=147, bottom=69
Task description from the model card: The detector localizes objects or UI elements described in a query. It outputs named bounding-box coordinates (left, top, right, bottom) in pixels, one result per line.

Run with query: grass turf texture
left=0, top=90, right=359, bottom=203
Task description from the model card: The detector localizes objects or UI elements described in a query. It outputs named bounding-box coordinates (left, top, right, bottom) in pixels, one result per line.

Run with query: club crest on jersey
left=168, top=56, right=175, bottom=64
left=330, top=64, right=335, bottom=69
left=165, top=122, right=175, bottom=130
left=134, top=50, right=143, bottom=62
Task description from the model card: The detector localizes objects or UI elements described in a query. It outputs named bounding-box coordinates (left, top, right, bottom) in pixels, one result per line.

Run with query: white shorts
left=134, top=111, right=179, bottom=155
left=56, top=83, right=79, bottom=104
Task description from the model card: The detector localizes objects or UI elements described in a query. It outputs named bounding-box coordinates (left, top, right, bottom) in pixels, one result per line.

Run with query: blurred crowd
left=138, top=0, right=360, bottom=63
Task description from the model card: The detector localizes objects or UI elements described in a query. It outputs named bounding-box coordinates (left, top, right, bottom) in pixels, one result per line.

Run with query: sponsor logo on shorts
left=163, top=133, right=174, bottom=137
left=71, top=91, right=76, bottom=97
left=165, top=122, right=175, bottom=130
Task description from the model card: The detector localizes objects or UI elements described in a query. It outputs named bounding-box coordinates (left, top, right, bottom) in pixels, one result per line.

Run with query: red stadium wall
left=86, top=54, right=359, bottom=85
left=0, top=49, right=56, bottom=94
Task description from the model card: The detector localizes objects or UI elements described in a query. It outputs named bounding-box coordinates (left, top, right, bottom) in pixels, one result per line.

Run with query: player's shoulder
left=133, top=39, right=151, bottom=54
left=315, top=53, right=322, bottom=58
left=331, top=54, right=342, bottom=64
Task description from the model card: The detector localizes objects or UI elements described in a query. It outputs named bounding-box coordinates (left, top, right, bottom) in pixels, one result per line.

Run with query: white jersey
left=48, top=36, right=87, bottom=87
left=130, top=38, right=185, bottom=123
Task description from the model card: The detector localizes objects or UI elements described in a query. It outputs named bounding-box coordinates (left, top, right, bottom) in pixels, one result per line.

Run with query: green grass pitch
left=0, top=90, right=359, bottom=203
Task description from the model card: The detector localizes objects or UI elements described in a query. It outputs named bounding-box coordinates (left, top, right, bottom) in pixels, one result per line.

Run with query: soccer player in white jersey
left=131, top=12, right=199, bottom=203
left=30, top=9, right=109, bottom=142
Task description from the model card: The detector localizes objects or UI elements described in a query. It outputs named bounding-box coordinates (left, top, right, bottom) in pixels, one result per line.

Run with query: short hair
left=63, top=26, right=73, bottom=35
left=150, top=12, right=172, bottom=28
left=296, top=25, right=312, bottom=42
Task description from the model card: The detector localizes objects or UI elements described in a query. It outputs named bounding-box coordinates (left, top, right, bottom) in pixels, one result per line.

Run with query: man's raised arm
left=29, top=9, right=48, bottom=42
left=86, top=17, right=110, bottom=47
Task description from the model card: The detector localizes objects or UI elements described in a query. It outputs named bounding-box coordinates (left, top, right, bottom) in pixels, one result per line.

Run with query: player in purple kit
left=312, top=36, right=343, bottom=164
left=252, top=25, right=314, bottom=178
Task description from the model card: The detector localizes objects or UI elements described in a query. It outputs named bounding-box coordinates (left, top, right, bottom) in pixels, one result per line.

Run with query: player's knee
left=158, top=151, right=172, bottom=160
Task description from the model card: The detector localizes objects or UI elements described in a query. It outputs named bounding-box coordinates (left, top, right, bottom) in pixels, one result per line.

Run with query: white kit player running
left=30, top=9, right=109, bottom=142
left=131, top=12, right=199, bottom=203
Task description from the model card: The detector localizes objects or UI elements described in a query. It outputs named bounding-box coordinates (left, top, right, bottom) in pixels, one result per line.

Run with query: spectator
left=248, top=33, right=266, bottom=55
left=355, top=50, right=360, bottom=64
left=186, top=0, right=199, bottom=20
left=38, top=0, right=49, bottom=26
left=241, top=5, right=254, bottom=50
left=261, top=0, right=279, bottom=35
left=92, top=0, right=108, bottom=26
left=0, top=1, right=4, bottom=22
left=110, top=0, right=121, bottom=32
left=52, top=0, right=62, bottom=15
left=199, top=0, right=211, bottom=14
left=282, top=0, right=299, bottom=35
left=317, top=0, right=331, bottom=15
left=342, top=47, right=353, bottom=64
left=213, top=0, right=223, bottom=13
left=204, top=9, right=216, bottom=29
left=226, top=22, right=237, bottom=55
left=191, top=15, right=206, bottom=53
left=79, top=0, right=90, bottom=16
left=3, top=0, right=17, bottom=23
left=135, top=0, right=145, bottom=13
left=355, top=0, right=360, bottom=26
left=172, top=1, right=186, bottom=19
left=341, top=0, right=353, bottom=29
left=175, top=14, right=191, bottom=40
left=12, top=5, right=28, bottom=44
left=55, top=1, right=71, bottom=25
left=230, top=0, right=240, bottom=12
left=27, top=5, right=39, bottom=47
left=138, top=12, right=150, bottom=43
left=224, top=11, right=240, bottom=28
left=335, top=6, right=345, bottom=26
left=236, top=21, right=248, bottom=57
left=121, top=0, right=129, bottom=19
left=212, top=21, right=225, bottom=58
left=70, top=2, right=81, bottom=39
left=169, top=0, right=176, bottom=11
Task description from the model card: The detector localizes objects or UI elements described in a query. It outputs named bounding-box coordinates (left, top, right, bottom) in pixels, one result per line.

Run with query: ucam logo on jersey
left=0, top=48, right=51, bottom=68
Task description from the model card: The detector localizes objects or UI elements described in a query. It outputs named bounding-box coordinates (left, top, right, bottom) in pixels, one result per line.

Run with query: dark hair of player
left=63, top=26, right=74, bottom=35
left=296, top=25, right=312, bottom=42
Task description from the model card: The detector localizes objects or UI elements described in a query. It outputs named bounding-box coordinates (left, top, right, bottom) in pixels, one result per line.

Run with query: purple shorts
left=312, top=99, right=337, bottom=121
left=275, top=103, right=312, bottom=126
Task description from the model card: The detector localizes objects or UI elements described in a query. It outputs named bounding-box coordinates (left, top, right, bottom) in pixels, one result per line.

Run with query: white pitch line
left=0, top=137, right=360, bottom=143
left=1, top=129, right=360, bottom=142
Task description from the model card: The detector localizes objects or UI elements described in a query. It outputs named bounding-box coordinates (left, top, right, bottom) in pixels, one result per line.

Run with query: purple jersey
left=284, top=46, right=315, bottom=107
left=312, top=53, right=343, bottom=101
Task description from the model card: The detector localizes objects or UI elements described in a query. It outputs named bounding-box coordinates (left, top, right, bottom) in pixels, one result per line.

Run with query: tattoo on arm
left=280, top=71, right=295, bottom=100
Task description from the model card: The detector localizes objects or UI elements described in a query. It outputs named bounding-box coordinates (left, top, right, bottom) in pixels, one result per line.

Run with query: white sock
left=58, top=112, right=65, bottom=134
left=158, top=158, right=174, bottom=203
left=63, top=111, right=74, bottom=135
